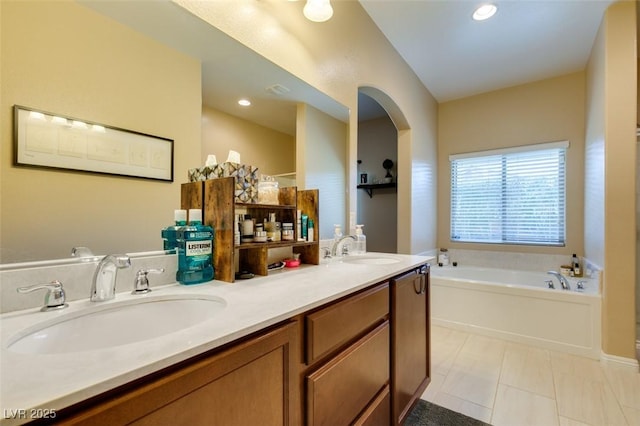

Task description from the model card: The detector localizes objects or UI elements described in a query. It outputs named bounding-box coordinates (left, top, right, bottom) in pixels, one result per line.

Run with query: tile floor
left=421, top=326, right=640, bottom=426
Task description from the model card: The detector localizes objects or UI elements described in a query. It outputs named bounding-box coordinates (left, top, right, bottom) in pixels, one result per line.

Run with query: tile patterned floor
left=421, top=326, right=640, bottom=426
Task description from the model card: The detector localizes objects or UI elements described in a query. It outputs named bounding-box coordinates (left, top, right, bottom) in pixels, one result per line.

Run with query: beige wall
left=586, top=1, right=637, bottom=358
left=174, top=0, right=439, bottom=255
left=201, top=106, right=294, bottom=176
left=0, top=1, right=202, bottom=263
left=438, top=72, right=586, bottom=255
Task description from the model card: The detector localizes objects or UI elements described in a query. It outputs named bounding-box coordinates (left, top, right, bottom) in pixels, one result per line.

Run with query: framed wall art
left=13, top=105, right=174, bottom=181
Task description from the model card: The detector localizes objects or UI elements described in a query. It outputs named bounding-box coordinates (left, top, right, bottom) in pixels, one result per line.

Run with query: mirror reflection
left=1, top=1, right=348, bottom=264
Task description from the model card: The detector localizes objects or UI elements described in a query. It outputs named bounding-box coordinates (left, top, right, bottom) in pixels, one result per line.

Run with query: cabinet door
left=391, top=265, right=430, bottom=425
left=59, top=321, right=299, bottom=426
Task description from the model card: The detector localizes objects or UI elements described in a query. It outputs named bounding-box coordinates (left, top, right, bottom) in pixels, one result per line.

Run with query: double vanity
left=1, top=253, right=431, bottom=425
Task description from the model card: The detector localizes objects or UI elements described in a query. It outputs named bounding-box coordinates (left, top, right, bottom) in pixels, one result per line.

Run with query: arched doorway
left=357, top=87, right=411, bottom=253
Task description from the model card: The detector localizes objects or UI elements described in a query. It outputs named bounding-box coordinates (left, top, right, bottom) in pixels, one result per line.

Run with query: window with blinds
left=450, top=141, right=567, bottom=246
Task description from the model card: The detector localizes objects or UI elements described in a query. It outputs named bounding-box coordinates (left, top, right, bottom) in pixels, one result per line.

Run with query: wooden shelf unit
left=181, top=177, right=319, bottom=282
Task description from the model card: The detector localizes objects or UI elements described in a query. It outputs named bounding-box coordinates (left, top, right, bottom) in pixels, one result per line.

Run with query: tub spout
left=547, top=271, right=570, bottom=290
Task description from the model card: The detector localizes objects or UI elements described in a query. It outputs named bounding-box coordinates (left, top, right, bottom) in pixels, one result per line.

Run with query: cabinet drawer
left=306, top=283, right=388, bottom=364
left=306, top=321, right=390, bottom=426
left=353, top=384, right=390, bottom=426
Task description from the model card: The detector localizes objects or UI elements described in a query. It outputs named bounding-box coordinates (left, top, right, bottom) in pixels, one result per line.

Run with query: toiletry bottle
left=438, top=248, right=449, bottom=266
left=282, top=223, right=294, bottom=241
left=333, top=224, right=343, bottom=243
left=161, top=209, right=187, bottom=251
left=297, top=210, right=303, bottom=241
left=234, top=221, right=241, bottom=246
left=307, top=219, right=315, bottom=242
left=242, top=214, right=254, bottom=243
left=354, top=224, right=366, bottom=255
left=572, top=253, right=582, bottom=277
left=176, top=209, right=214, bottom=285
left=301, top=214, right=309, bottom=241
left=265, top=213, right=277, bottom=241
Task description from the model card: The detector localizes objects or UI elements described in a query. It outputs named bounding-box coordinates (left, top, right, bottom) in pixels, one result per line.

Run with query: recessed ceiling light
left=238, top=99, right=251, bottom=107
left=473, top=4, right=497, bottom=21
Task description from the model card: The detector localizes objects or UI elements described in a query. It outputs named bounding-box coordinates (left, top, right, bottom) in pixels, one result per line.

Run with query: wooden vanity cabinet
left=391, top=264, right=431, bottom=425
left=301, top=283, right=391, bottom=426
left=57, top=321, right=300, bottom=426
left=52, top=265, right=430, bottom=426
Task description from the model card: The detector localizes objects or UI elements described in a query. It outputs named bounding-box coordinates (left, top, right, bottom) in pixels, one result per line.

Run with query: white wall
left=297, top=104, right=348, bottom=239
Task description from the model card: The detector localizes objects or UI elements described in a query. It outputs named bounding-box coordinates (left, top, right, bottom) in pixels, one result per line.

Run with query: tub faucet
left=90, top=254, right=131, bottom=302
left=547, top=271, right=570, bottom=290
left=331, top=235, right=356, bottom=257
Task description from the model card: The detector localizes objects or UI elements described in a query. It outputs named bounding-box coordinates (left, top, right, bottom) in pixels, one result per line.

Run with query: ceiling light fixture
left=238, top=99, right=251, bottom=107
left=472, top=4, right=497, bottom=21
left=303, top=0, right=333, bottom=23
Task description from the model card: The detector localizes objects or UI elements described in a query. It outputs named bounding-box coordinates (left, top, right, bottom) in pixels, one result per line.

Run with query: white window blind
left=450, top=142, right=567, bottom=246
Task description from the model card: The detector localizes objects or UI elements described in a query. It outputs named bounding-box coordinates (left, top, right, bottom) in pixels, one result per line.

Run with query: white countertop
left=0, top=253, right=430, bottom=425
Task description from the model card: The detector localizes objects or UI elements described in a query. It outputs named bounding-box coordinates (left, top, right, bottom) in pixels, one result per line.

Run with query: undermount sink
left=343, top=256, right=401, bottom=265
left=7, top=294, right=226, bottom=355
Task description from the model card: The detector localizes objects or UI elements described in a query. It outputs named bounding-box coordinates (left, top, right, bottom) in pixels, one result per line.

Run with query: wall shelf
left=357, top=182, right=397, bottom=198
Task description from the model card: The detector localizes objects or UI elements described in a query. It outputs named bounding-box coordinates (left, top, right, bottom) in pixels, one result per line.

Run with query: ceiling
left=83, top=1, right=623, bottom=131
left=359, top=0, right=616, bottom=103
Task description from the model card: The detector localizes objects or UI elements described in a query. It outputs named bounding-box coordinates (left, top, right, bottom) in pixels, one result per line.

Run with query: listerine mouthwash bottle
left=161, top=209, right=187, bottom=251
left=176, top=209, right=214, bottom=285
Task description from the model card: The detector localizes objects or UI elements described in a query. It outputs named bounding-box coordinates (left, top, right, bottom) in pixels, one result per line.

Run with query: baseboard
left=600, top=350, right=640, bottom=371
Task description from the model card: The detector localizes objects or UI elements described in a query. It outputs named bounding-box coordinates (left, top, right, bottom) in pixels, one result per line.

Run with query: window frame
left=449, top=141, right=568, bottom=247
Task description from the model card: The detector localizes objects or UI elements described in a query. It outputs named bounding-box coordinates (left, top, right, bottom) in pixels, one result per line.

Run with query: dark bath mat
left=404, top=399, right=491, bottom=426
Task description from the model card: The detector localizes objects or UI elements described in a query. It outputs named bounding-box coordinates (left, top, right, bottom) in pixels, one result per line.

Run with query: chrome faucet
left=547, top=271, right=570, bottom=290
left=90, top=254, right=131, bottom=302
left=331, top=235, right=356, bottom=257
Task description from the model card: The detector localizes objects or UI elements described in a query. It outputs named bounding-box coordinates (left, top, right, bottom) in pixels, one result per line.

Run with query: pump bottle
left=354, top=224, right=367, bottom=255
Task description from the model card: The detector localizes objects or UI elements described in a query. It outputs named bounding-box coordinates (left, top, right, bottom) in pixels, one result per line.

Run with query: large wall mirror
left=1, top=1, right=348, bottom=265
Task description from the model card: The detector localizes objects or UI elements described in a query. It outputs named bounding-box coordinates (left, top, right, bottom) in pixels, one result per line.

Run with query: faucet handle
left=576, top=280, right=586, bottom=291
left=17, top=280, right=68, bottom=311
left=320, top=247, right=332, bottom=259
left=545, top=280, right=555, bottom=289
left=132, top=268, right=164, bottom=294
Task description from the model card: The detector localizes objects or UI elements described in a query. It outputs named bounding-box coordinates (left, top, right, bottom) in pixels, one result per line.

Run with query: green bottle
left=176, top=209, right=214, bottom=285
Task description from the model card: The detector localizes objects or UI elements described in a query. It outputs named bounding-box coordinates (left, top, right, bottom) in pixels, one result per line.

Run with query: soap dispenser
left=333, top=224, right=343, bottom=242
left=354, top=224, right=366, bottom=255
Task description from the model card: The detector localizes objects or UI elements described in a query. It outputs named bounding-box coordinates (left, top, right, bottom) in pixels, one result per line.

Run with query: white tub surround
left=431, top=266, right=602, bottom=359
left=0, top=253, right=430, bottom=425
left=440, top=249, right=602, bottom=281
